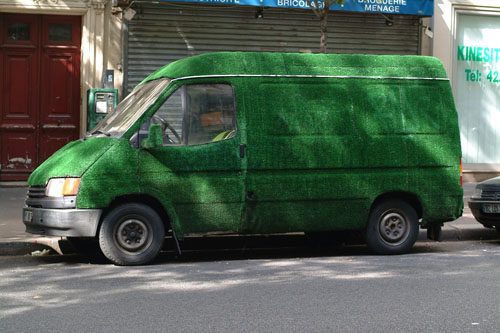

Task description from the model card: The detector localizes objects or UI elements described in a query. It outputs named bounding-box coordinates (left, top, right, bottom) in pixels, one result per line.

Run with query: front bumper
left=468, top=200, right=500, bottom=228
left=23, top=207, right=102, bottom=237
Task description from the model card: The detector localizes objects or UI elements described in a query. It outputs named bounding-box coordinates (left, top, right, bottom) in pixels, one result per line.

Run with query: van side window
left=151, top=84, right=236, bottom=146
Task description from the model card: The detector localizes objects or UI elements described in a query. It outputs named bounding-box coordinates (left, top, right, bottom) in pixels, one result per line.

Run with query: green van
left=22, top=52, right=464, bottom=265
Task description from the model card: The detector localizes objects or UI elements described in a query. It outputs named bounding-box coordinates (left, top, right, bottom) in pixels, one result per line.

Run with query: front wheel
left=366, top=199, right=419, bottom=255
left=99, top=203, right=165, bottom=265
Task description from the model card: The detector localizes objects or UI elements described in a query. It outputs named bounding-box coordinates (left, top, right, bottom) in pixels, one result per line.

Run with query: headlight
left=46, top=178, right=81, bottom=197
left=471, top=187, right=482, bottom=199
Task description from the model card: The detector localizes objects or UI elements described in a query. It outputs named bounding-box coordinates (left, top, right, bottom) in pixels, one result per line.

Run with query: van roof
left=142, top=52, right=448, bottom=83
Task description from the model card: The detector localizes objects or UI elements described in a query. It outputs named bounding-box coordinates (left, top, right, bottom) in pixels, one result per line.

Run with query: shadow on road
left=14, top=231, right=500, bottom=267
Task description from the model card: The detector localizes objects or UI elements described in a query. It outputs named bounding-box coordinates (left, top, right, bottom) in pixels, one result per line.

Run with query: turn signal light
left=62, top=178, right=81, bottom=196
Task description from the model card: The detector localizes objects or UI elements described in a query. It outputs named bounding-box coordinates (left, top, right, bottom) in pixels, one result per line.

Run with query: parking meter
left=87, top=89, right=118, bottom=131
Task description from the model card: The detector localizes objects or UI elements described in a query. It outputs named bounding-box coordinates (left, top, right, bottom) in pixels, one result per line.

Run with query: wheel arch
left=100, top=194, right=174, bottom=234
left=370, top=191, right=423, bottom=220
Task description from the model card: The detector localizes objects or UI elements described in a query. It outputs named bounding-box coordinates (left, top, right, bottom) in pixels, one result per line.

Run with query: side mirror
left=141, top=124, right=163, bottom=149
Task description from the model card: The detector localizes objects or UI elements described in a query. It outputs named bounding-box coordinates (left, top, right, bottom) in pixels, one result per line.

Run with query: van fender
left=369, top=191, right=423, bottom=222
left=103, top=189, right=184, bottom=255
left=140, top=187, right=183, bottom=238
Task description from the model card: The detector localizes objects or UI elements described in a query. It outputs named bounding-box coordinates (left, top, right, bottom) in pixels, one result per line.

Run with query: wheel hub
left=116, top=219, right=149, bottom=252
left=379, top=211, right=409, bottom=245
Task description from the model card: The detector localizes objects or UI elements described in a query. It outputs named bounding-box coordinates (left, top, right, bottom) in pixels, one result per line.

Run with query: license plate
left=482, top=204, right=500, bottom=214
left=23, top=210, right=33, bottom=223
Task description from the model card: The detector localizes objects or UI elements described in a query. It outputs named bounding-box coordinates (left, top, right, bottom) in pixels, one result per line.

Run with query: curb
left=0, top=237, right=73, bottom=256
left=441, top=226, right=499, bottom=242
left=0, top=181, right=27, bottom=188
left=420, top=226, right=499, bottom=243
left=0, top=241, right=55, bottom=256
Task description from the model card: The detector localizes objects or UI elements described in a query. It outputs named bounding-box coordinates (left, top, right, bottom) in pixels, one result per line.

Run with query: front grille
left=27, top=186, right=46, bottom=199
left=481, top=190, right=500, bottom=201
left=26, top=185, right=76, bottom=209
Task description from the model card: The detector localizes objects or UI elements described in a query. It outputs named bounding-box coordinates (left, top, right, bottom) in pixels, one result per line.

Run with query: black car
left=468, top=177, right=500, bottom=233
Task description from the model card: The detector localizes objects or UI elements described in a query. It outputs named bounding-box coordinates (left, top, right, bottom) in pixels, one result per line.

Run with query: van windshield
left=90, top=78, right=170, bottom=137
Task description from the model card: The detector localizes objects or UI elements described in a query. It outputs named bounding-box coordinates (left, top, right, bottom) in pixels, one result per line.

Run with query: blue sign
left=158, top=0, right=434, bottom=16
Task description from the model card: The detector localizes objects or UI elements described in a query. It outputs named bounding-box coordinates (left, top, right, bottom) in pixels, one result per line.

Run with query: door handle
left=240, top=144, right=246, bottom=158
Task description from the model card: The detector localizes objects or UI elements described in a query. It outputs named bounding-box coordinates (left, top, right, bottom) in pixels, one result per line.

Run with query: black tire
left=366, top=199, right=419, bottom=255
left=98, top=203, right=165, bottom=265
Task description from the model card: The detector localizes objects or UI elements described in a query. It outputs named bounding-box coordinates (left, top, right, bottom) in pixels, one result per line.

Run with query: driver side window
left=151, top=84, right=236, bottom=146
left=152, top=88, right=184, bottom=145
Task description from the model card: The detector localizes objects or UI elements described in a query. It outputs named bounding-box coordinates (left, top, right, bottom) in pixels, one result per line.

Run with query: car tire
left=98, top=203, right=165, bottom=266
left=366, top=199, right=419, bottom=255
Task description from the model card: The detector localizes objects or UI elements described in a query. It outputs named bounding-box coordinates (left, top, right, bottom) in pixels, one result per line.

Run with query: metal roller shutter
left=125, top=3, right=420, bottom=93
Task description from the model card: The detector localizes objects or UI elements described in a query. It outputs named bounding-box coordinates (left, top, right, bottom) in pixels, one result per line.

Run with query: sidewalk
left=0, top=182, right=498, bottom=256
left=0, top=184, right=67, bottom=255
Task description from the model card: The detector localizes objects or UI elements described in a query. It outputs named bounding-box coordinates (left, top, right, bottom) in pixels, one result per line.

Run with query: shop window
left=454, top=13, right=500, bottom=163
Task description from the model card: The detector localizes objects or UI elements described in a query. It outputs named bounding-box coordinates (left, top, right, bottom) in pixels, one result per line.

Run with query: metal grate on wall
left=125, top=3, right=420, bottom=94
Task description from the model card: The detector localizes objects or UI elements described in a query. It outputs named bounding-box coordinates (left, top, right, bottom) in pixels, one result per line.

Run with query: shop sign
left=457, top=46, right=500, bottom=83
left=160, top=0, right=433, bottom=16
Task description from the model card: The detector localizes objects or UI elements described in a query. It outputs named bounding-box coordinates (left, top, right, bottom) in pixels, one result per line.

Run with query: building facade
left=0, top=0, right=122, bottom=180
left=1, top=0, right=434, bottom=181
left=122, top=1, right=432, bottom=94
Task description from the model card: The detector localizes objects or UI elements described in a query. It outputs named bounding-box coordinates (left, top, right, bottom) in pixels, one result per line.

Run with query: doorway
left=0, top=14, right=81, bottom=181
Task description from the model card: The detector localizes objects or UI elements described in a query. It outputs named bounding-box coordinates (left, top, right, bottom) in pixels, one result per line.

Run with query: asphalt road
left=1, top=239, right=499, bottom=332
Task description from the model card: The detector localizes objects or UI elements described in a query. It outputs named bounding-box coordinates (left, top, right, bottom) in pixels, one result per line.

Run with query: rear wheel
left=98, top=203, right=165, bottom=265
left=366, top=199, right=419, bottom=254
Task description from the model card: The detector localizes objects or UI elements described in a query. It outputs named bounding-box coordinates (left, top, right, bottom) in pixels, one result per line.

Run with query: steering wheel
left=152, top=115, right=182, bottom=144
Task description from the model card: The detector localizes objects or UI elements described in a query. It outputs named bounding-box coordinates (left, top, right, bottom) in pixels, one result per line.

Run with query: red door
left=0, top=14, right=81, bottom=181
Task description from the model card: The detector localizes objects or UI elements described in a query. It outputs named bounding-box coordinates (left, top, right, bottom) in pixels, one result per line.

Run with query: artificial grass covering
left=143, top=52, right=449, bottom=82
left=29, top=52, right=463, bottom=237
